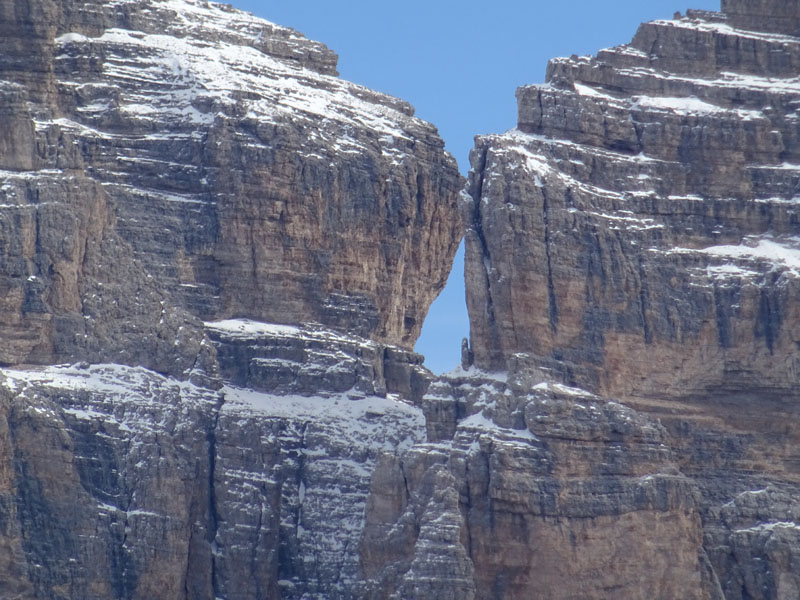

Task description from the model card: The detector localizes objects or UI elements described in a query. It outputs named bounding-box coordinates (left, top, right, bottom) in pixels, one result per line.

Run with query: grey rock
left=0, top=168, right=204, bottom=377
left=722, top=0, right=800, bottom=36
left=0, top=0, right=463, bottom=371
left=1, top=0, right=800, bottom=599
left=361, top=371, right=706, bottom=599
left=0, top=324, right=428, bottom=600
left=468, top=7, right=800, bottom=402
left=205, top=319, right=432, bottom=402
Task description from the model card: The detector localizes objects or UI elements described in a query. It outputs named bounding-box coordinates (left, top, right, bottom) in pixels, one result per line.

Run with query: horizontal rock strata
left=465, top=7, right=800, bottom=401
left=0, top=321, right=428, bottom=600
left=0, top=1, right=461, bottom=597
left=0, top=0, right=463, bottom=368
left=455, top=3, right=800, bottom=599
left=362, top=369, right=707, bottom=600
left=0, top=0, right=799, bottom=599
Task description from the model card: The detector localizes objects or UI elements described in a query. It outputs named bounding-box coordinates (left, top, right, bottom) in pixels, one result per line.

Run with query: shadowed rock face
left=0, top=346, right=428, bottom=600
left=0, top=0, right=463, bottom=367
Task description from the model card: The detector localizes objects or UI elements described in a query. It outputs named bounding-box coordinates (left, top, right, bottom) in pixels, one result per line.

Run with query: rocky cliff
left=446, top=2, right=800, bottom=598
left=466, top=10, right=800, bottom=400
left=0, top=0, right=461, bottom=598
left=0, top=324, right=429, bottom=600
left=1, top=0, right=799, bottom=599
left=0, top=0, right=462, bottom=364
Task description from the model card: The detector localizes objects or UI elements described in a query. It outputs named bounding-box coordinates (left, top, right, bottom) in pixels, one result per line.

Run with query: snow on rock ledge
left=0, top=356, right=426, bottom=599
left=468, top=7, right=800, bottom=401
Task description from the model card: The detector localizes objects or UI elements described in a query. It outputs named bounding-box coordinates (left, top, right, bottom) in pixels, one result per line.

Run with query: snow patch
left=206, top=319, right=302, bottom=338
left=221, top=385, right=425, bottom=453
left=459, top=411, right=538, bottom=442
left=574, top=83, right=617, bottom=100
left=533, top=381, right=594, bottom=397
left=701, top=237, right=800, bottom=275
left=632, top=95, right=763, bottom=120
left=735, top=522, right=800, bottom=534
left=443, top=365, right=508, bottom=382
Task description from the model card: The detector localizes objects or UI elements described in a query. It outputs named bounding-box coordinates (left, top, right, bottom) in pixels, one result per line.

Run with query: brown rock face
left=0, top=1, right=461, bottom=597
left=0, top=0, right=462, bottom=372
left=450, top=3, right=800, bottom=600
left=0, top=167, right=204, bottom=376
left=2, top=0, right=800, bottom=599
left=465, top=6, right=800, bottom=402
left=362, top=373, right=708, bottom=600
left=722, top=0, right=800, bottom=35
left=50, top=0, right=461, bottom=348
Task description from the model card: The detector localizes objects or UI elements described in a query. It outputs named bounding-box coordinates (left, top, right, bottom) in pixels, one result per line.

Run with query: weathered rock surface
left=1, top=0, right=800, bottom=599
left=206, top=319, right=431, bottom=404
left=451, top=2, right=800, bottom=599
left=0, top=167, right=204, bottom=376
left=362, top=369, right=707, bottom=600
left=0, top=0, right=463, bottom=365
left=722, top=0, right=800, bottom=35
left=465, top=5, right=800, bottom=402
left=0, top=0, right=462, bottom=598
left=0, top=321, right=428, bottom=600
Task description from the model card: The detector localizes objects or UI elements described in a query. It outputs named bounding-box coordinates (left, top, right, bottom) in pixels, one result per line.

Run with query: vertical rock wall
left=0, top=0, right=463, bottom=370
left=0, top=0, right=799, bottom=599
left=445, top=3, right=800, bottom=599
left=465, top=6, right=800, bottom=402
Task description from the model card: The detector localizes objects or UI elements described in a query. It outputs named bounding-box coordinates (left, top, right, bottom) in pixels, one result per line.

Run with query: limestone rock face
left=0, top=167, right=204, bottom=376
left=362, top=369, right=707, bottom=600
left=454, top=3, right=800, bottom=599
left=0, top=323, right=428, bottom=600
left=0, top=0, right=463, bottom=361
left=721, top=0, right=800, bottom=35
left=465, top=6, right=800, bottom=402
left=2, top=0, right=800, bottom=599
left=0, top=0, right=463, bottom=597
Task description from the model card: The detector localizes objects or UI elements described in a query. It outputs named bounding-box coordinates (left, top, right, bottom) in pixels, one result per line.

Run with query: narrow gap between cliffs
left=415, top=239, right=470, bottom=375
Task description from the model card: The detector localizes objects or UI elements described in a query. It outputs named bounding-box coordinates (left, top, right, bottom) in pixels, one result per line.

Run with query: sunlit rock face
left=0, top=0, right=463, bottom=367
left=465, top=6, right=800, bottom=402
left=0, top=0, right=459, bottom=597
left=362, top=370, right=707, bottom=600
left=449, top=2, right=800, bottom=599
left=1, top=0, right=799, bottom=599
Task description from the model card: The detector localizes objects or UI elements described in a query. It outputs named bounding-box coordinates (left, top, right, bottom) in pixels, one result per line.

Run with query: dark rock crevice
left=541, top=186, right=559, bottom=333
left=206, top=391, right=224, bottom=600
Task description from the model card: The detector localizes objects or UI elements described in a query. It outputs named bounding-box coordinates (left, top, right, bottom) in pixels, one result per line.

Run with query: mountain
left=446, top=0, right=800, bottom=597
left=0, top=0, right=459, bottom=598
left=0, top=0, right=799, bottom=599
left=0, top=0, right=462, bottom=370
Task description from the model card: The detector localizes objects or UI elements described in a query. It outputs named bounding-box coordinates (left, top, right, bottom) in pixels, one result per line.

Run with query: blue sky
left=232, top=0, right=719, bottom=373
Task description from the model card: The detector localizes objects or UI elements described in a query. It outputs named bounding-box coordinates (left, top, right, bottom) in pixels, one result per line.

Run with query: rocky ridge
left=0, top=0, right=799, bottom=599
left=466, top=10, right=800, bottom=400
